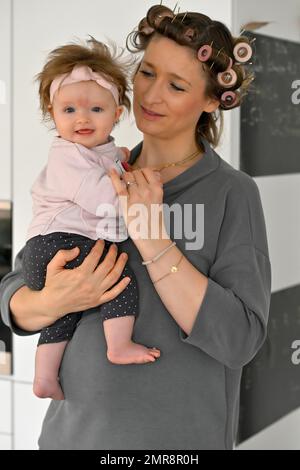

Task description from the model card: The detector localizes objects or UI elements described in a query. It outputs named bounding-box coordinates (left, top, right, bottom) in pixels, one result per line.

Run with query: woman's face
left=133, top=35, right=219, bottom=140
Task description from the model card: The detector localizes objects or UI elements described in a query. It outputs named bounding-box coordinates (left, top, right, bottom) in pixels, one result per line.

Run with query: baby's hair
left=126, top=4, right=255, bottom=149
left=35, top=36, right=136, bottom=124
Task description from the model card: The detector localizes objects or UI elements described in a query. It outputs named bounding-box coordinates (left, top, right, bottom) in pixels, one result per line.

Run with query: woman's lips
left=141, top=105, right=164, bottom=120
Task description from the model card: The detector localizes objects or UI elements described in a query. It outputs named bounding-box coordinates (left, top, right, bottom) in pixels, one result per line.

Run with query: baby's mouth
left=76, top=129, right=94, bottom=135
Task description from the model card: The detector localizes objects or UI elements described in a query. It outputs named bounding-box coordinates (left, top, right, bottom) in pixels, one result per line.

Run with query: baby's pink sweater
left=26, top=135, right=129, bottom=243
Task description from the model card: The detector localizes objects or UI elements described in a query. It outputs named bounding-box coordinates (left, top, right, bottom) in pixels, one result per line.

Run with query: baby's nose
left=76, top=111, right=90, bottom=123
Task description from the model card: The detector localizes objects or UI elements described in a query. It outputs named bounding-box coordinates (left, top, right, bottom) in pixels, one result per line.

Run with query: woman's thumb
left=47, top=247, right=80, bottom=273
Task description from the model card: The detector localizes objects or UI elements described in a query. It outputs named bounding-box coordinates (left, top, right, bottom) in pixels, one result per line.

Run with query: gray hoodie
left=0, top=137, right=271, bottom=450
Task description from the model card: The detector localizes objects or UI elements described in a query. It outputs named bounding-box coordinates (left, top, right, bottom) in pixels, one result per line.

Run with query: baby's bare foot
left=33, top=377, right=64, bottom=401
left=107, top=342, right=161, bottom=365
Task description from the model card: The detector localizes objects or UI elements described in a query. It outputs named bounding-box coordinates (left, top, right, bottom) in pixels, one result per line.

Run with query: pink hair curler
left=218, top=68, right=237, bottom=88
left=197, top=45, right=213, bottom=62
left=233, top=42, right=252, bottom=63
left=221, top=91, right=238, bottom=108
left=217, top=56, right=237, bottom=88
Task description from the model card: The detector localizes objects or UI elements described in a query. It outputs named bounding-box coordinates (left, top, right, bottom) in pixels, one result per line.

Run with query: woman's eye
left=140, top=70, right=153, bottom=77
left=140, top=69, right=185, bottom=92
left=92, top=107, right=103, bottom=112
left=171, top=83, right=185, bottom=92
left=64, top=107, right=75, bottom=113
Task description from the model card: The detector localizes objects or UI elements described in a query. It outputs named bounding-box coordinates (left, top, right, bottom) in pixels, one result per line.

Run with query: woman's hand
left=120, top=147, right=131, bottom=162
left=109, top=167, right=165, bottom=242
left=41, top=240, right=131, bottom=321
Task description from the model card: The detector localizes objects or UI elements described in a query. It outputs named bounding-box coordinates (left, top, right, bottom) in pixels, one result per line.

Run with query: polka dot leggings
left=22, top=232, right=139, bottom=346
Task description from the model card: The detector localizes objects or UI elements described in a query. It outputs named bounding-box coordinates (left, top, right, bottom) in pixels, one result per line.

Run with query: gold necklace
left=133, top=149, right=200, bottom=172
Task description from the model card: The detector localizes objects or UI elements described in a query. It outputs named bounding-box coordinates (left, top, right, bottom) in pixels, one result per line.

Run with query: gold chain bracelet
left=153, top=254, right=184, bottom=285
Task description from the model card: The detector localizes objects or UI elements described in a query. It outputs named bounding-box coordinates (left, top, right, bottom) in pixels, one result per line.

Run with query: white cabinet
left=13, top=336, right=37, bottom=383
left=0, top=380, right=12, bottom=434
left=0, top=434, right=12, bottom=450
left=14, top=382, right=50, bottom=450
left=0, top=0, right=11, bottom=201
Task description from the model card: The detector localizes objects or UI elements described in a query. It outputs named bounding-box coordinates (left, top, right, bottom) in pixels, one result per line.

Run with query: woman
left=0, top=4, right=271, bottom=450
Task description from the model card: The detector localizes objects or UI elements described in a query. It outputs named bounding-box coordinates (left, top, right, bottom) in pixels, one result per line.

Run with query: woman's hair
left=35, top=36, right=135, bottom=124
left=126, top=4, right=254, bottom=149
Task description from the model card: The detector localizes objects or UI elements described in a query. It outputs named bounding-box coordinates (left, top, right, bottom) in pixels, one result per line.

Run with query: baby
left=22, top=37, right=160, bottom=401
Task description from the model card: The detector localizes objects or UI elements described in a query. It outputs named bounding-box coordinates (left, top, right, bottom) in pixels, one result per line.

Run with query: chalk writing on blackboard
left=240, top=33, right=300, bottom=176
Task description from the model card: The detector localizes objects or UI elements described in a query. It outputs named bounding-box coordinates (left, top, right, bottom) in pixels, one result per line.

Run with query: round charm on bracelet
left=153, top=254, right=184, bottom=284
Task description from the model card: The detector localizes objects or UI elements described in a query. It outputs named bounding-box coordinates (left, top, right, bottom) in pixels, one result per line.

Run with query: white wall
left=232, top=0, right=300, bottom=450
left=0, top=0, right=11, bottom=201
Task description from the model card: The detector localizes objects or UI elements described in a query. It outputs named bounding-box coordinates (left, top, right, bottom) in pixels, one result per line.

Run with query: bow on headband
left=49, top=65, right=120, bottom=105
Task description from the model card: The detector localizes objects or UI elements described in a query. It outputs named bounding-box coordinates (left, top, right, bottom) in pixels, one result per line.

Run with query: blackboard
left=240, top=33, right=300, bottom=177
left=237, top=284, right=300, bottom=444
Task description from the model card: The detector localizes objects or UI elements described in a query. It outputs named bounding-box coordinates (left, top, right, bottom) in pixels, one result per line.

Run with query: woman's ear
left=203, top=97, right=220, bottom=114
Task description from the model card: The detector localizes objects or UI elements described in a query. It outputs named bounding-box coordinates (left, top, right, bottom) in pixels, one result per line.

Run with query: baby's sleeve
left=47, top=144, right=120, bottom=216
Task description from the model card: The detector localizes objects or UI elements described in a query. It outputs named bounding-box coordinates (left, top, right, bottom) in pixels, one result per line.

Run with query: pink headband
left=49, top=65, right=120, bottom=105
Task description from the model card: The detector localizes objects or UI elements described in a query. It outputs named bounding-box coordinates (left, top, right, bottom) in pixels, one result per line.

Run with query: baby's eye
left=64, top=107, right=75, bottom=113
left=92, top=107, right=103, bottom=112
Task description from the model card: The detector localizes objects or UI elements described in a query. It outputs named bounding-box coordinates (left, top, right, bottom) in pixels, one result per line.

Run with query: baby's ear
left=115, top=105, right=124, bottom=122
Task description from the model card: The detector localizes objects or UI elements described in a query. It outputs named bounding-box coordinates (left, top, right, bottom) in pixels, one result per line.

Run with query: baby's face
left=50, top=81, right=123, bottom=148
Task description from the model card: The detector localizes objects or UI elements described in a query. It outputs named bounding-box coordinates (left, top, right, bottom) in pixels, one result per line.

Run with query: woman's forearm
left=10, top=286, right=58, bottom=332
left=134, top=234, right=208, bottom=336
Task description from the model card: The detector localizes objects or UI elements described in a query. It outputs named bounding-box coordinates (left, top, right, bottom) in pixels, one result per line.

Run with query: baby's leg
left=103, top=315, right=160, bottom=365
left=101, top=257, right=160, bottom=365
left=33, top=341, right=68, bottom=400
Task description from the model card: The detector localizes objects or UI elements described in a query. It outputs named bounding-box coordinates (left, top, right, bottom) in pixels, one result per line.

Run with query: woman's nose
left=144, top=81, right=163, bottom=104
